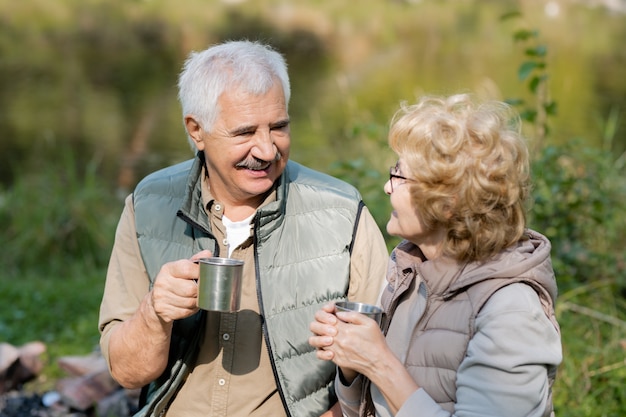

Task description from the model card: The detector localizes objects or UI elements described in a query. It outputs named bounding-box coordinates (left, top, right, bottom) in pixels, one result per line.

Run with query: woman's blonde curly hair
left=388, top=94, right=531, bottom=263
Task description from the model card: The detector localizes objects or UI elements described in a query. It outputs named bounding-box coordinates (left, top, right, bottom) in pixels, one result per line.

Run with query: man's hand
left=108, top=250, right=212, bottom=388
left=148, top=249, right=213, bottom=323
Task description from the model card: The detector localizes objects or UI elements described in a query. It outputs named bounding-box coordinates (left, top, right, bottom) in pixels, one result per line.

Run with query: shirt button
left=218, top=379, right=226, bottom=386
left=222, top=333, right=230, bottom=341
left=222, top=238, right=228, bottom=246
left=214, top=203, right=222, bottom=211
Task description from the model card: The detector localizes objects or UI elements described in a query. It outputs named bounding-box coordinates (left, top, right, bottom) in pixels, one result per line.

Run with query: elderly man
left=98, top=40, right=387, bottom=417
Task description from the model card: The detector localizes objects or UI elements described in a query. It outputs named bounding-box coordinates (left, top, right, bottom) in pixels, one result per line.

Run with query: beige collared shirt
left=99, top=174, right=388, bottom=417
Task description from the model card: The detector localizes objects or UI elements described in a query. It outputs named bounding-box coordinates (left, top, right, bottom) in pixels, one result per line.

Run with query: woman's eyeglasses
left=389, top=165, right=414, bottom=192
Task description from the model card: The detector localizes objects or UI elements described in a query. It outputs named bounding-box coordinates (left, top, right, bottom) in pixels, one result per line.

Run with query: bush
left=529, top=140, right=626, bottom=291
left=0, top=146, right=120, bottom=273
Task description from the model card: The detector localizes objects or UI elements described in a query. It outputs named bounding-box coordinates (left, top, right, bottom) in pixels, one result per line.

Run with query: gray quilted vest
left=132, top=155, right=364, bottom=417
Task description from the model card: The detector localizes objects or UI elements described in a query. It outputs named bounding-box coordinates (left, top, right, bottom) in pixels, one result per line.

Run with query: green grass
left=553, top=281, right=626, bottom=416
left=0, top=263, right=105, bottom=390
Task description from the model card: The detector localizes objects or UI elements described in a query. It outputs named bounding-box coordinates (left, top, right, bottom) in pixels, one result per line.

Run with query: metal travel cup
left=197, top=257, right=244, bottom=312
left=335, top=301, right=384, bottom=327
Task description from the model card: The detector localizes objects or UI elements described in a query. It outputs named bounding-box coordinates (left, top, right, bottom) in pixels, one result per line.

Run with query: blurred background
left=0, top=0, right=625, bottom=415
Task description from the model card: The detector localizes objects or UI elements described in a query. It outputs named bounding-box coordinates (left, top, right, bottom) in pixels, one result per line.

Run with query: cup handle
left=192, top=259, right=199, bottom=284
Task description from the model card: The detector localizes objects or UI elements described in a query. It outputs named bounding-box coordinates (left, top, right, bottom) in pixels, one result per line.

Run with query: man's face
left=187, top=81, right=290, bottom=211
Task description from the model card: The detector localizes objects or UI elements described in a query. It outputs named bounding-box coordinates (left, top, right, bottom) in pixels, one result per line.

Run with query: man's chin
left=244, top=178, right=277, bottom=197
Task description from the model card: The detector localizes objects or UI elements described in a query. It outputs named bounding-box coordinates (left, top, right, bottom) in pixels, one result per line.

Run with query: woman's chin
left=386, top=220, right=397, bottom=237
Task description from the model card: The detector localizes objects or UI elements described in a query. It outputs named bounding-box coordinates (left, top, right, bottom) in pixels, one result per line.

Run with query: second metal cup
left=335, top=301, right=384, bottom=327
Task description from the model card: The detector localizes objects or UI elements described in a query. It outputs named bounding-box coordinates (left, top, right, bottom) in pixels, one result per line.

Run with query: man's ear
left=185, top=116, right=205, bottom=151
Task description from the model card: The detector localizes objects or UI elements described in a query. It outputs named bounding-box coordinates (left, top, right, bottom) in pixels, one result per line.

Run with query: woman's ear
left=184, top=116, right=205, bottom=151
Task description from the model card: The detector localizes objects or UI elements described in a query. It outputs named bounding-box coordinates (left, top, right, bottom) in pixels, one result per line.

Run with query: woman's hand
left=325, top=308, right=389, bottom=377
left=310, top=302, right=419, bottom=413
left=309, top=303, right=389, bottom=382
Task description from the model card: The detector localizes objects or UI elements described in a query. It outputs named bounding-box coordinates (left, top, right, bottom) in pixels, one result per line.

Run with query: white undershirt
left=222, top=213, right=254, bottom=257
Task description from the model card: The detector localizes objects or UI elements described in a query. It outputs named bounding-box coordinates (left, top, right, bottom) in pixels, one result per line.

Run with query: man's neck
left=222, top=204, right=259, bottom=222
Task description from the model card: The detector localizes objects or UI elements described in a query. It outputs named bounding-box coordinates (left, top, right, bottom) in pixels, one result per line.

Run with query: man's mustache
left=235, top=152, right=282, bottom=170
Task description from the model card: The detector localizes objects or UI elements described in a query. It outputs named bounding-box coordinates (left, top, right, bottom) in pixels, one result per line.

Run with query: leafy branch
left=501, top=11, right=557, bottom=147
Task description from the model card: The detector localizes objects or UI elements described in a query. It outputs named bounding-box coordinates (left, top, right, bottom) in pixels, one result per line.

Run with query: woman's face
left=384, top=159, right=445, bottom=258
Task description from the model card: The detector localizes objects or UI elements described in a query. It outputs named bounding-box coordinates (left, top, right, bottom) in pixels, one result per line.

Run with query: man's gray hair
left=178, top=40, right=291, bottom=149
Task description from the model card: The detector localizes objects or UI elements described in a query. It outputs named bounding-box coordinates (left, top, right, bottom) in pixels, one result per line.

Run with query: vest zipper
left=252, top=216, right=293, bottom=417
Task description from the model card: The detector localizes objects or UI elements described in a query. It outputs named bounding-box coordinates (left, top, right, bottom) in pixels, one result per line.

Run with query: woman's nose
left=383, top=179, right=392, bottom=195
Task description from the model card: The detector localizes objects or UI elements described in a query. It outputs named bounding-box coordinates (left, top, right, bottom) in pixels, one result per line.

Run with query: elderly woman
left=309, top=94, right=562, bottom=417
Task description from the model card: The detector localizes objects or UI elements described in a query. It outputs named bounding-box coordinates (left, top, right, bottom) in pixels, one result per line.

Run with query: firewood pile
left=0, top=342, right=139, bottom=417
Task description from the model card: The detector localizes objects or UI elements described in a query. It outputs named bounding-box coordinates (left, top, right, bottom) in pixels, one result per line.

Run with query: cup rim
left=198, top=257, right=244, bottom=266
left=335, top=301, right=383, bottom=314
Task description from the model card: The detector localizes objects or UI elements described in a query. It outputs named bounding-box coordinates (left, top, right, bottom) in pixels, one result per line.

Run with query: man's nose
left=252, top=130, right=277, bottom=161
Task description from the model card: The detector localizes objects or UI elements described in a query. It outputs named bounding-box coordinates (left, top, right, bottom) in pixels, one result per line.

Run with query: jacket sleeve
left=335, top=372, right=363, bottom=417
left=397, top=283, right=562, bottom=417
left=98, top=194, right=151, bottom=372
left=347, top=206, right=388, bottom=305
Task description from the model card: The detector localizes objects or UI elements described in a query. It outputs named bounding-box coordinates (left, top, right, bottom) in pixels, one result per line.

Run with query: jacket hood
left=453, top=230, right=556, bottom=302
left=391, top=230, right=558, bottom=305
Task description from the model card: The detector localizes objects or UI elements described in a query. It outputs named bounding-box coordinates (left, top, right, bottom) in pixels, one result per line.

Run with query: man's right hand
left=149, top=249, right=213, bottom=323
left=150, top=261, right=199, bottom=323
left=108, top=250, right=212, bottom=388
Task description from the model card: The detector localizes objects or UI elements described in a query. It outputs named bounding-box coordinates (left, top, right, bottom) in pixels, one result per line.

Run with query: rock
left=0, top=341, right=46, bottom=394
left=57, top=353, right=107, bottom=378
left=0, top=345, right=138, bottom=416
left=96, top=389, right=131, bottom=417
left=0, top=344, right=20, bottom=374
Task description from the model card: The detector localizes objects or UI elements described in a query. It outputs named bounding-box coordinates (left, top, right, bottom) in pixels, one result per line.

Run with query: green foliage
left=501, top=12, right=557, bottom=144
left=0, top=145, right=120, bottom=273
left=328, top=157, right=399, bottom=250
left=327, top=122, right=391, bottom=220
left=2, top=0, right=624, bottom=187
left=501, top=11, right=626, bottom=293
left=529, top=141, right=626, bottom=291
